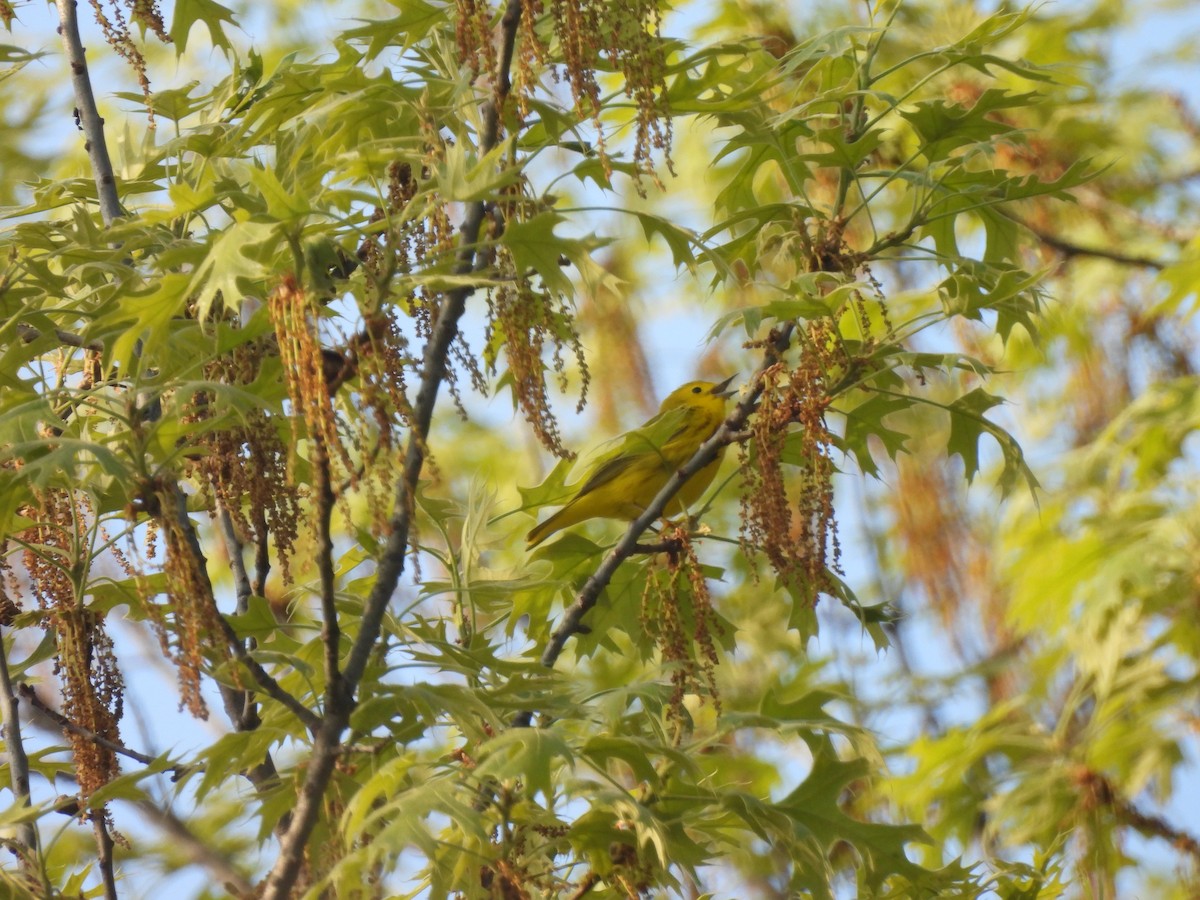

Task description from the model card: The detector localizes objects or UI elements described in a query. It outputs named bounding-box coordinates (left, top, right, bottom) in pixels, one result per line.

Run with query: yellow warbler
left=526, top=376, right=736, bottom=547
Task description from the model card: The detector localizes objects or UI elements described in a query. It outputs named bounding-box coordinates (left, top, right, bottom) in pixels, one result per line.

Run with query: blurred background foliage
left=2, top=0, right=1200, bottom=897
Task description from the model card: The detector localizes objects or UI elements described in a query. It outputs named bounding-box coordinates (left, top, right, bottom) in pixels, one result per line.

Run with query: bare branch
left=16, top=322, right=104, bottom=352
left=18, top=684, right=191, bottom=779
left=569, top=871, right=601, bottom=899
left=258, top=1, right=527, bottom=895
left=252, top=512, right=271, bottom=598
left=55, top=0, right=122, bottom=225
left=315, top=457, right=341, bottom=696
left=210, top=504, right=291, bottom=829
left=23, top=698, right=256, bottom=896
left=214, top=505, right=258, bottom=731
left=1014, top=217, right=1167, bottom=270
left=91, top=814, right=118, bottom=900
left=1103, top=772, right=1200, bottom=866
left=130, top=799, right=255, bottom=898
left=216, top=505, right=253, bottom=616
left=0, top=628, right=38, bottom=871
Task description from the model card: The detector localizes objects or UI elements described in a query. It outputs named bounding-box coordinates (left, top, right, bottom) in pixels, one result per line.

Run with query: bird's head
left=659, top=375, right=738, bottom=415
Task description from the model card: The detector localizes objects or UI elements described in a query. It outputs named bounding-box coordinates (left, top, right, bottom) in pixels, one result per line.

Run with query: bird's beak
left=710, top=374, right=738, bottom=398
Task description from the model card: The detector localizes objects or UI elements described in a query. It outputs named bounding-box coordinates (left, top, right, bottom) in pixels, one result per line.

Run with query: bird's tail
left=526, top=507, right=571, bottom=548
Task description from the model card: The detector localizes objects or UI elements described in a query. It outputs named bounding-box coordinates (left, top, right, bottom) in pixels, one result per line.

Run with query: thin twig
left=315, top=457, right=341, bottom=696
left=1014, top=217, right=1167, bottom=270
left=91, top=814, right=118, bottom=900
left=0, top=628, right=38, bottom=871
left=217, top=504, right=254, bottom=615
left=1109, top=778, right=1200, bottom=865
left=55, top=0, right=122, bottom=225
left=569, top=871, right=601, bottom=899
left=18, top=684, right=192, bottom=778
left=131, top=799, right=254, bottom=897
left=25, top=705, right=255, bottom=895
left=251, top=508, right=271, bottom=597
left=214, top=504, right=259, bottom=731
left=16, top=322, right=105, bottom=352
left=631, top=540, right=683, bottom=555
left=257, top=2, right=527, bottom=896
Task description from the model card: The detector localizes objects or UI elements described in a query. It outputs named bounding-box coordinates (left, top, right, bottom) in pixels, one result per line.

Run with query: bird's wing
left=574, top=407, right=691, bottom=497
left=575, top=452, right=639, bottom=496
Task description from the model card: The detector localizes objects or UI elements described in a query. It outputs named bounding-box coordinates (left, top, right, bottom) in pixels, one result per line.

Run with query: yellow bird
left=526, top=376, right=737, bottom=547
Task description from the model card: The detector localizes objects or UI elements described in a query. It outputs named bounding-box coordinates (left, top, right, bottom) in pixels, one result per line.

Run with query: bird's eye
left=692, top=386, right=702, bottom=394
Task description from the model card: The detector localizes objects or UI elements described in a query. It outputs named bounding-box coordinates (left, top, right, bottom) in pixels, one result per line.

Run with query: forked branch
left=258, top=1, right=528, bottom=896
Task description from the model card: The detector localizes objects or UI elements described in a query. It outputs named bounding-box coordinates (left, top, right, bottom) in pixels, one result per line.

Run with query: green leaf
left=900, top=90, right=1041, bottom=162
left=804, top=124, right=886, bottom=169
left=501, top=211, right=575, bottom=296
left=838, top=392, right=911, bottom=477
left=341, top=0, right=444, bottom=57
left=88, top=756, right=179, bottom=806
left=632, top=210, right=702, bottom=273
left=775, top=738, right=934, bottom=893
left=436, top=137, right=522, bottom=203
left=946, top=387, right=1038, bottom=495
left=187, top=220, right=279, bottom=322
left=109, top=272, right=191, bottom=373
left=473, top=728, right=575, bottom=803
left=170, top=0, right=236, bottom=54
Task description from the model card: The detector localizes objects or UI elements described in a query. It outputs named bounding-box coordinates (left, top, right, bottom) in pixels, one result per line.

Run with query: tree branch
left=16, top=322, right=105, bottom=352
left=214, top=504, right=259, bottom=731
left=569, top=871, right=600, bottom=899
left=91, top=813, right=118, bottom=900
left=18, top=684, right=192, bottom=778
left=315, top=457, right=341, bottom=697
left=55, top=0, right=122, bottom=226
left=1015, top=217, right=1167, bottom=270
left=258, top=2, right=527, bottom=896
left=1107, top=775, right=1200, bottom=866
left=0, top=627, right=38, bottom=872
left=217, top=504, right=253, bottom=617
left=23, top=699, right=254, bottom=896
left=211, top=504, right=291, bottom=828
left=129, top=798, right=254, bottom=898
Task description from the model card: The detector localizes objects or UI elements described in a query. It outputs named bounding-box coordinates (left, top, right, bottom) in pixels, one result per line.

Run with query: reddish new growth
left=639, top=525, right=724, bottom=728
left=152, top=486, right=232, bottom=719
left=453, top=0, right=674, bottom=189
left=186, top=342, right=303, bottom=583
left=740, top=325, right=843, bottom=608
left=85, top=0, right=170, bottom=124
left=484, top=186, right=589, bottom=458
left=21, top=490, right=125, bottom=804
left=269, top=275, right=354, bottom=485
